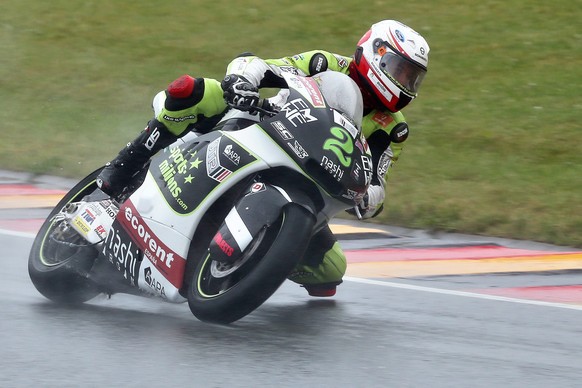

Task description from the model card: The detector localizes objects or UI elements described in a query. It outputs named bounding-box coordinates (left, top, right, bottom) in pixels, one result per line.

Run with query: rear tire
left=187, top=204, right=315, bottom=324
left=28, top=168, right=105, bottom=304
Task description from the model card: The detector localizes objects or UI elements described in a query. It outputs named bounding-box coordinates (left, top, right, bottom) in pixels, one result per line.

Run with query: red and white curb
left=2, top=183, right=581, bottom=307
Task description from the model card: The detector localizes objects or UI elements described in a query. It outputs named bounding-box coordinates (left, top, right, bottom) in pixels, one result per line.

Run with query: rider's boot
left=97, top=119, right=177, bottom=197
left=288, top=239, right=347, bottom=298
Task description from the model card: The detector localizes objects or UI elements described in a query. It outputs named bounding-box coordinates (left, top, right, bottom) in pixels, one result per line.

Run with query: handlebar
left=227, top=99, right=278, bottom=118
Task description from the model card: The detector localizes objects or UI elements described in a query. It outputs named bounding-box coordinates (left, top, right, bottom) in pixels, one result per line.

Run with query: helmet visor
left=379, top=51, right=426, bottom=96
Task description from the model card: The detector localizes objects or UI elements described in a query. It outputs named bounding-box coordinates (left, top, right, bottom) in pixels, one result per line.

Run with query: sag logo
left=323, top=127, right=353, bottom=167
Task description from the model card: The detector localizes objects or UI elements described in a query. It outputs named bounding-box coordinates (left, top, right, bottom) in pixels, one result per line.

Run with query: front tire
left=28, top=168, right=105, bottom=304
left=187, top=204, right=315, bottom=324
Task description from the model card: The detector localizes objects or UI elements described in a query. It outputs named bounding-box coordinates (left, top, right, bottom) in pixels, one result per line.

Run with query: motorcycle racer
left=96, top=19, right=430, bottom=297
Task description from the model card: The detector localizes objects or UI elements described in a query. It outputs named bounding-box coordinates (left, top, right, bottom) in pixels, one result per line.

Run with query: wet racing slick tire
left=28, top=168, right=105, bottom=304
left=187, top=203, right=315, bottom=324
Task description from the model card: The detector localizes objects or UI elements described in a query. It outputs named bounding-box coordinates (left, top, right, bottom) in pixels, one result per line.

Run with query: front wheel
left=28, top=167, right=106, bottom=304
left=187, top=204, right=315, bottom=324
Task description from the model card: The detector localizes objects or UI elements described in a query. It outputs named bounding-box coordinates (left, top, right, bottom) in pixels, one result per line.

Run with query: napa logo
left=323, top=127, right=353, bottom=167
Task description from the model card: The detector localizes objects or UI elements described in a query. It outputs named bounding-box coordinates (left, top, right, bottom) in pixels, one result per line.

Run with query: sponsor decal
left=282, top=98, right=318, bottom=127
left=314, top=56, right=326, bottom=71
left=361, top=155, right=373, bottom=186
left=334, top=55, right=349, bottom=68
left=213, top=232, right=234, bottom=257
left=71, top=201, right=118, bottom=241
left=144, top=267, right=167, bottom=299
left=250, top=182, right=266, bottom=194
left=351, top=162, right=362, bottom=180
left=158, top=157, right=181, bottom=199
left=158, top=146, right=189, bottom=199
left=415, top=52, right=427, bottom=62
left=162, top=113, right=198, bottom=123
left=271, top=121, right=294, bottom=140
left=309, top=53, right=328, bottom=74
left=279, top=66, right=303, bottom=76
left=81, top=208, right=96, bottom=224
left=286, top=76, right=303, bottom=90
left=333, top=110, right=359, bottom=138
left=121, top=204, right=174, bottom=268
left=368, top=69, right=389, bottom=95
left=102, top=225, right=140, bottom=286
left=367, top=68, right=400, bottom=100
left=223, top=144, right=240, bottom=166
left=145, top=128, right=161, bottom=151
left=298, top=77, right=325, bottom=108
left=117, top=200, right=186, bottom=288
left=287, top=140, right=309, bottom=159
left=371, top=111, right=394, bottom=127
left=394, top=124, right=409, bottom=141
left=231, top=57, right=252, bottom=73
left=99, top=200, right=118, bottom=219
left=157, top=146, right=202, bottom=211
left=395, top=29, right=405, bottom=42
left=323, top=127, right=354, bottom=167
left=377, top=148, right=393, bottom=178
left=321, top=156, right=345, bottom=181
left=95, top=224, right=107, bottom=239
left=72, top=216, right=91, bottom=235
left=206, top=138, right=233, bottom=182
left=154, top=135, right=257, bottom=215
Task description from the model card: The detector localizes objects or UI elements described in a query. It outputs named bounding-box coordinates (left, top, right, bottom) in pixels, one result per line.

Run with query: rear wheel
left=187, top=204, right=315, bottom=324
left=28, top=168, right=106, bottom=304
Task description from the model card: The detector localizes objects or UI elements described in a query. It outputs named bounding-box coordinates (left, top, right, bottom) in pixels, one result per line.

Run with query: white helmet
left=351, top=20, right=429, bottom=112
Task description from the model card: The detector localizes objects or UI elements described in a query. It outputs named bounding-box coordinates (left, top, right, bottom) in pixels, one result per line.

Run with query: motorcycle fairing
left=258, top=90, right=372, bottom=205
left=150, top=131, right=259, bottom=215
left=104, top=129, right=276, bottom=301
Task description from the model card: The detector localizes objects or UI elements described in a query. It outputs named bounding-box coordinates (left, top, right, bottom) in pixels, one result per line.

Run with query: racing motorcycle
left=28, top=71, right=403, bottom=324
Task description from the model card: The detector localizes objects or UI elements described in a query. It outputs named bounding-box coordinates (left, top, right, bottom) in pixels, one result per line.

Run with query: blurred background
left=1, top=0, right=580, bottom=246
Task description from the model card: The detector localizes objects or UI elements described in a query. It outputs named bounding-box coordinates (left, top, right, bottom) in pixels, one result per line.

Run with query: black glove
left=221, top=74, right=260, bottom=109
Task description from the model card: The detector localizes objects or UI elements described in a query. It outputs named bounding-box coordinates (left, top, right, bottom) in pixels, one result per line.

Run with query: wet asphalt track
left=1, top=171, right=582, bottom=387
left=3, top=228, right=582, bottom=387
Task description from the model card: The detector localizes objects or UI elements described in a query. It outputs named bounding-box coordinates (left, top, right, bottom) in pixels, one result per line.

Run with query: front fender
left=209, top=181, right=316, bottom=263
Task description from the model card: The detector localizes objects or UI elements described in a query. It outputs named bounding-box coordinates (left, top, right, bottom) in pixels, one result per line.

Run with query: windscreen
left=311, top=71, right=364, bottom=130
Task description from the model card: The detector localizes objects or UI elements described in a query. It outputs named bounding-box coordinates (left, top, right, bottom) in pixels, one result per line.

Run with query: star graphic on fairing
left=184, top=175, right=194, bottom=183
left=190, top=157, right=202, bottom=169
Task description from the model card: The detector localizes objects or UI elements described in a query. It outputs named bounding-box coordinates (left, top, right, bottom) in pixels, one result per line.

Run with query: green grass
left=1, top=0, right=580, bottom=246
